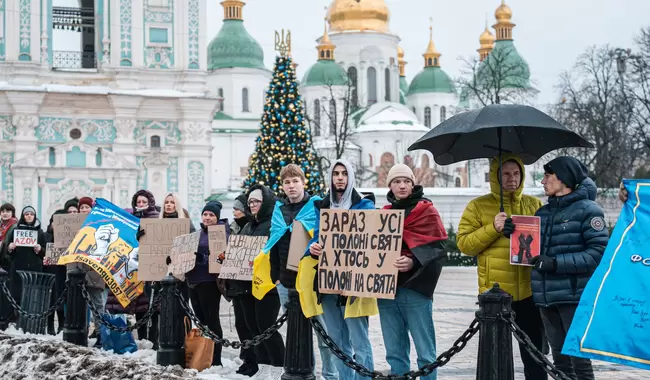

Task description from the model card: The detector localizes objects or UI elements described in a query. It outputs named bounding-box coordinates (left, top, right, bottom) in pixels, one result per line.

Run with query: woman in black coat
left=1, top=206, right=46, bottom=309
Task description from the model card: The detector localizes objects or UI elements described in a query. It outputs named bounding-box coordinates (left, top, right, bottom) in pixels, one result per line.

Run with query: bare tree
left=457, top=43, right=537, bottom=107
left=624, top=27, right=650, bottom=157
left=552, top=45, right=640, bottom=188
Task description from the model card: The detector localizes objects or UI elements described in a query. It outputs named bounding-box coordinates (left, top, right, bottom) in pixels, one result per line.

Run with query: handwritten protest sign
left=219, top=235, right=268, bottom=281
left=53, top=213, right=86, bottom=249
left=208, top=225, right=227, bottom=273
left=169, top=231, right=201, bottom=277
left=287, top=221, right=310, bottom=272
left=138, top=219, right=190, bottom=281
left=13, top=229, right=38, bottom=247
left=44, top=243, right=67, bottom=266
left=318, top=209, right=404, bottom=299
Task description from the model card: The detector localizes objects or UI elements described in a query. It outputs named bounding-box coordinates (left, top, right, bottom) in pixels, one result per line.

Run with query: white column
left=377, top=62, right=385, bottom=102
left=30, top=0, right=40, bottom=62
left=198, top=0, right=207, bottom=70
left=5, top=0, right=17, bottom=61
left=174, top=0, right=184, bottom=69
left=131, top=0, right=144, bottom=67
left=110, top=0, right=119, bottom=66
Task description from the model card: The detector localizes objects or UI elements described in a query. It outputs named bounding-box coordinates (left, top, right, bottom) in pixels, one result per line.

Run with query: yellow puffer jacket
left=457, top=154, right=543, bottom=301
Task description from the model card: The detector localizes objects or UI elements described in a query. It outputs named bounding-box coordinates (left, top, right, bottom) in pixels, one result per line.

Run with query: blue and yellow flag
left=252, top=197, right=320, bottom=302
left=563, top=179, right=650, bottom=370
left=58, top=198, right=144, bottom=308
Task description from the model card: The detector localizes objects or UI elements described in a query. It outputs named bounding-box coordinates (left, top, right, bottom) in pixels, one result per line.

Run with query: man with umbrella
left=457, top=154, right=548, bottom=380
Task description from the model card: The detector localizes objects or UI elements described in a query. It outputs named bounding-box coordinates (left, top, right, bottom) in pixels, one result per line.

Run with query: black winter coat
left=227, top=185, right=276, bottom=297
left=532, top=178, right=609, bottom=307
left=2, top=220, right=46, bottom=305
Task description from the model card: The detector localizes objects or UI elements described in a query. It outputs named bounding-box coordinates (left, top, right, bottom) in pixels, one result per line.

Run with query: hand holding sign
left=394, top=256, right=413, bottom=272
left=34, top=244, right=41, bottom=254
left=309, top=242, right=322, bottom=256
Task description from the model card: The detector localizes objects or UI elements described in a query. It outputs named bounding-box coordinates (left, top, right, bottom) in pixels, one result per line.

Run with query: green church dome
left=476, top=40, right=530, bottom=89
left=208, top=19, right=265, bottom=70
left=302, top=60, right=348, bottom=87
left=407, top=66, right=455, bottom=96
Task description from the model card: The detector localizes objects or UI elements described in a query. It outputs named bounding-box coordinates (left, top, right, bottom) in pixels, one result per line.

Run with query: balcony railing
left=52, top=51, right=97, bottom=70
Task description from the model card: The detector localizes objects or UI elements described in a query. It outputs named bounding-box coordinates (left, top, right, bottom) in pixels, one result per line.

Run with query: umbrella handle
left=498, top=129, right=504, bottom=213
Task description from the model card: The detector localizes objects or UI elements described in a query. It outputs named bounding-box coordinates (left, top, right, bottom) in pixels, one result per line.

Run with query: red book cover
left=509, top=215, right=541, bottom=266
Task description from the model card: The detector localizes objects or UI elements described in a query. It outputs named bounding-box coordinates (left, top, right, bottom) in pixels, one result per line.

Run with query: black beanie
left=202, top=201, right=223, bottom=218
left=544, top=156, right=588, bottom=190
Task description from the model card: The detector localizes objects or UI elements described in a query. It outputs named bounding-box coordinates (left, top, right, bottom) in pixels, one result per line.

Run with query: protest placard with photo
left=169, top=231, right=201, bottom=277
left=138, top=219, right=190, bottom=281
left=13, top=229, right=38, bottom=247
left=318, top=209, right=404, bottom=299
left=53, top=213, right=87, bottom=249
left=208, top=225, right=227, bottom=273
left=44, top=243, right=67, bottom=266
left=219, top=235, right=268, bottom=281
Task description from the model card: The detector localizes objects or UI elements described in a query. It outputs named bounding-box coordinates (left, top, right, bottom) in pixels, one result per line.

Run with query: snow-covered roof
left=0, top=82, right=215, bottom=99
left=313, top=138, right=361, bottom=150
left=352, top=102, right=430, bottom=133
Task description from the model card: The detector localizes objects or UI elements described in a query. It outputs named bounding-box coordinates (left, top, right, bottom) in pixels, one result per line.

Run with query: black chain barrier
left=81, top=284, right=161, bottom=333
left=500, top=314, right=572, bottom=380
left=174, top=289, right=287, bottom=350
left=0, top=281, right=67, bottom=320
left=311, top=317, right=480, bottom=379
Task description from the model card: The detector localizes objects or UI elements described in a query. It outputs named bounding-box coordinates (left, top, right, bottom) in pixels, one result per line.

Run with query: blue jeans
left=378, top=288, right=437, bottom=380
left=321, top=294, right=374, bottom=380
left=277, top=283, right=338, bottom=380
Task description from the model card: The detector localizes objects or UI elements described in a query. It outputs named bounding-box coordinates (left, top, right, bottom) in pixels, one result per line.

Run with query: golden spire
left=423, top=18, right=441, bottom=68
left=397, top=46, right=407, bottom=77
left=221, top=0, right=244, bottom=21
left=478, top=19, right=495, bottom=62
left=317, top=7, right=336, bottom=61
left=493, top=0, right=515, bottom=41
left=328, top=0, right=390, bottom=33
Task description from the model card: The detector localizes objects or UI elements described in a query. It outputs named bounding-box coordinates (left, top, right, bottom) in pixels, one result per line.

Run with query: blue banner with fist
left=563, top=179, right=650, bottom=370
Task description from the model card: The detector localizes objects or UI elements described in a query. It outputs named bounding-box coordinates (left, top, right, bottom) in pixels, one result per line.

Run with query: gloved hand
left=503, top=218, right=515, bottom=238
left=136, top=227, right=145, bottom=241
left=529, top=255, right=556, bottom=272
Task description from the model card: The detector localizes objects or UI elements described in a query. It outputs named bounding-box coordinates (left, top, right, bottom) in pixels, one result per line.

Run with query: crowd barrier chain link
left=0, top=281, right=67, bottom=320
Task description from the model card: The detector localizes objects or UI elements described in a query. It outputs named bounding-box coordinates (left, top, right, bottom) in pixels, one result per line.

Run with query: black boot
left=236, top=363, right=259, bottom=377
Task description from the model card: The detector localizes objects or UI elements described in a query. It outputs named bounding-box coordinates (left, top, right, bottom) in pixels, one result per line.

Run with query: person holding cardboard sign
left=379, top=165, right=448, bottom=380
left=308, top=159, right=376, bottom=380
left=1, top=206, right=46, bottom=310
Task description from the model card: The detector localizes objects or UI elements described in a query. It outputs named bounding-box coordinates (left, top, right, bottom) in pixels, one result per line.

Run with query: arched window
left=428, top=58, right=433, bottom=66
left=242, top=88, right=250, bottom=112
left=455, top=177, right=461, bottom=187
left=329, top=99, right=336, bottom=133
left=150, top=135, right=161, bottom=148
left=313, top=99, right=321, bottom=137
left=440, top=106, right=447, bottom=122
left=424, top=107, right=432, bottom=128
left=217, top=88, right=224, bottom=112
left=347, top=67, right=358, bottom=110
left=367, top=67, right=377, bottom=105
left=384, top=68, right=391, bottom=102
left=48, top=147, right=55, bottom=166
left=412, top=106, right=416, bottom=114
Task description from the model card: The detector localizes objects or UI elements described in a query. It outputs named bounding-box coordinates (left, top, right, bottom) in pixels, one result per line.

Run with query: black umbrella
left=408, top=104, right=594, bottom=211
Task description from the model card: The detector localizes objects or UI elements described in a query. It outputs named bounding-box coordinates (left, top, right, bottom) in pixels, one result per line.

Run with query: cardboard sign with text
left=287, top=221, right=310, bottom=272
left=208, top=225, right=228, bottom=273
left=219, top=235, right=268, bottom=281
left=44, top=242, right=67, bottom=266
left=169, top=231, right=201, bottom=277
left=318, top=209, right=404, bottom=300
left=53, top=213, right=87, bottom=249
left=14, top=229, right=38, bottom=247
left=139, top=219, right=190, bottom=281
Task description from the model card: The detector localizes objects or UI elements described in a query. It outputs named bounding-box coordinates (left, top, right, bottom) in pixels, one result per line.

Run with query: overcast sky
left=205, top=0, right=650, bottom=107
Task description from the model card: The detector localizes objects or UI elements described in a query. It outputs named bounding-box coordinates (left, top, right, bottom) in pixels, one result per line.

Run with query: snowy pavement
left=0, top=267, right=647, bottom=379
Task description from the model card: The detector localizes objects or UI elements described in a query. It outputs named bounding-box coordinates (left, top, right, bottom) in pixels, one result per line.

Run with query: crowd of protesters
left=0, top=154, right=619, bottom=380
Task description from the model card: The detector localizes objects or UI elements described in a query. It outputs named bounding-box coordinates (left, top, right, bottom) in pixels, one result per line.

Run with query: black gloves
left=530, top=255, right=556, bottom=272
left=503, top=218, right=515, bottom=238
left=136, top=228, right=145, bottom=241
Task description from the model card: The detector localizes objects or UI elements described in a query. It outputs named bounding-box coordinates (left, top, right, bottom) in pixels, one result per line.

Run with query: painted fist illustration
left=125, top=247, right=139, bottom=280
left=92, top=224, right=120, bottom=257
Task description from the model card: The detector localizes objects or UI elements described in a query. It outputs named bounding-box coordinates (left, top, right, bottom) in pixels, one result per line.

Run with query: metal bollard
left=17, top=271, right=56, bottom=334
left=156, top=275, right=185, bottom=367
left=476, top=283, right=515, bottom=380
left=0, top=268, right=9, bottom=330
left=282, top=288, right=315, bottom=380
left=63, top=267, right=88, bottom=346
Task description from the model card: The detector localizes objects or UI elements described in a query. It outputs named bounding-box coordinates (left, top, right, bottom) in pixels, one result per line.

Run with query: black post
left=476, top=283, right=515, bottom=380
left=156, top=275, right=185, bottom=367
left=17, top=271, right=56, bottom=334
left=282, top=288, right=315, bottom=380
left=63, top=267, right=88, bottom=346
left=0, top=268, right=9, bottom=330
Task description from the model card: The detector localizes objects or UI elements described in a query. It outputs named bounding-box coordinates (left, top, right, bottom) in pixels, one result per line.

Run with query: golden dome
left=397, top=46, right=404, bottom=59
left=423, top=24, right=441, bottom=68
left=328, top=0, right=390, bottom=33
left=479, top=25, right=495, bottom=47
left=397, top=45, right=406, bottom=76
left=495, top=0, right=513, bottom=23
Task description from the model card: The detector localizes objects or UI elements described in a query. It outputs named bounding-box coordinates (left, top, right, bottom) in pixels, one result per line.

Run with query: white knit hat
left=386, top=164, right=415, bottom=186
left=248, top=189, right=263, bottom=202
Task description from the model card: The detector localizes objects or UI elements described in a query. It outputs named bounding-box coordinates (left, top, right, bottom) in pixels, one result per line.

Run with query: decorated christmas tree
left=243, top=55, right=325, bottom=197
